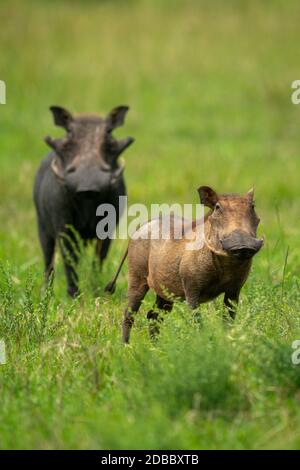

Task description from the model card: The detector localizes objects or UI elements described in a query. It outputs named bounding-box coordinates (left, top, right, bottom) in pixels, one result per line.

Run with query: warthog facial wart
left=0, top=80, right=6, bottom=104
left=0, top=340, right=6, bottom=365
left=291, top=340, right=300, bottom=365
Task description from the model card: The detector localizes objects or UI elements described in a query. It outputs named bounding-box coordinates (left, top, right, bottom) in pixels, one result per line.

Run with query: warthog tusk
left=111, top=161, right=125, bottom=184
left=51, top=157, right=65, bottom=182
left=100, top=161, right=112, bottom=172
left=204, top=237, right=229, bottom=257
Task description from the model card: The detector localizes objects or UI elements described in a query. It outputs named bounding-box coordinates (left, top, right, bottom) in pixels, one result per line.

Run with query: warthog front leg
left=224, top=291, right=240, bottom=321
left=147, top=295, right=173, bottom=338
left=37, top=219, right=55, bottom=282
left=96, top=238, right=112, bottom=266
left=184, top=281, right=201, bottom=310
left=59, top=231, right=80, bottom=298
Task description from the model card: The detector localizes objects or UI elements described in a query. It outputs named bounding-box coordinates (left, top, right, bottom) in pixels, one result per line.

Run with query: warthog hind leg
left=123, top=281, right=149, bottom=343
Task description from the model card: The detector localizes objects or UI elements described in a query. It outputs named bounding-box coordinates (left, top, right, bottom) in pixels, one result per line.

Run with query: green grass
left=0, top=0, right=300, bottom=449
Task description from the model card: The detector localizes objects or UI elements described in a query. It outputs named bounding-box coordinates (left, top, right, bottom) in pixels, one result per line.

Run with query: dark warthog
left=34, top=105, right=134, bottom=296
left=105, top=186, right=264, bottom=342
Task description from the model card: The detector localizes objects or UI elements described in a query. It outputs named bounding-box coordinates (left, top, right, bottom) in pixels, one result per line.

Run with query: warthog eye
left=215, top=202, right=221, bottom=211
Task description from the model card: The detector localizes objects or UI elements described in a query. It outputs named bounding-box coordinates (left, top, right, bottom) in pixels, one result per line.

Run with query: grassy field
left=0, top=0, right=300, bottom=449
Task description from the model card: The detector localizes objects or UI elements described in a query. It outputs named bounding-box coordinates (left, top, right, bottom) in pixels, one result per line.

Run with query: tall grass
left=1, top=259, right=300, bottom=449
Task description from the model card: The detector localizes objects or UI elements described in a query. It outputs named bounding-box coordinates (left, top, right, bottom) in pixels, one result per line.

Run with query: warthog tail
left=104, top=248, right=128, bottom=294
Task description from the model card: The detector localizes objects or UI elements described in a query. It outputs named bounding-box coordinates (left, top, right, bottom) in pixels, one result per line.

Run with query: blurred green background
left=0, top=0, right=300, bottom=450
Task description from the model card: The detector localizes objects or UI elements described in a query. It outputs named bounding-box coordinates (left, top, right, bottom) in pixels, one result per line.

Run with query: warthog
left=105, top=186, right=263, bottom=342
left=34, top=105, right=134, bottom=296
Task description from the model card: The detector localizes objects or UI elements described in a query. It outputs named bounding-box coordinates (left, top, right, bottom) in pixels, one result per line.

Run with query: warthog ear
left=197, top=186, right=219, bottom=209
left=49, top=106, right=73, bottom=130
left=246, top=187, right=255, bottom=201
left=106, top=105, right=129, bottom=130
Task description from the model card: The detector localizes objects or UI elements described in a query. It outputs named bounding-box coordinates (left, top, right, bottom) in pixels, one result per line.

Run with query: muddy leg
left=60, top=232, right=80, bottom=298
left=38, top=221, right=55, bottom=282
left=95, top=240, right=102, bottom=261
left=185, top=287, right=200, bottom=310
left=99, top=238, right=112, bottom=265
left=224, top=291, right=239, bottom=321
left=123, top=283, right=149, bottom=343
left=147, top=295, right=173, bottom=338
left=185, top=285, right=202, bottom=325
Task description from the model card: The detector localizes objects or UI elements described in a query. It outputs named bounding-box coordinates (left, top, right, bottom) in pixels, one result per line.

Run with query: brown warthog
left=105, top=186, right=264, bottom=342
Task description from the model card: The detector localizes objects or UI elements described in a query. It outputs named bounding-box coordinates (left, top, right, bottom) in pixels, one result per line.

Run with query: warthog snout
left=221, top=230, right=263, bottom=259
left=67, top=165, right=110, bottom=193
